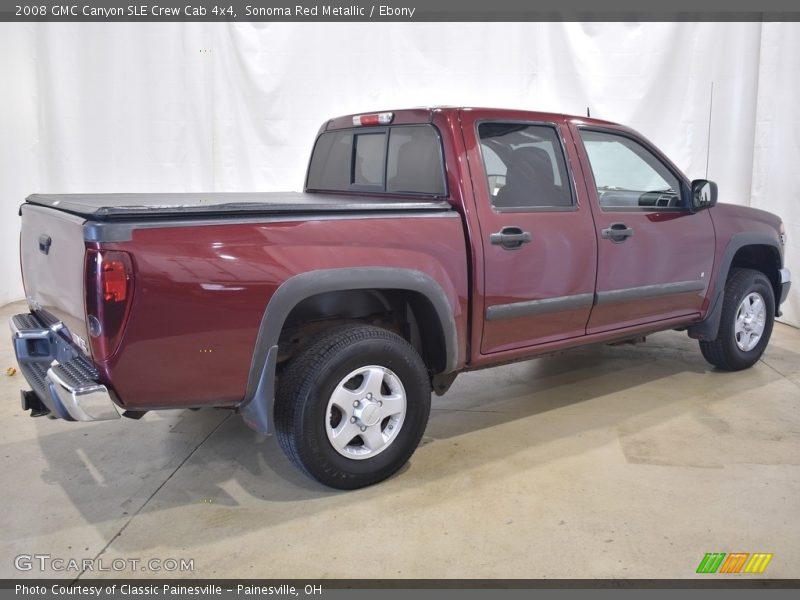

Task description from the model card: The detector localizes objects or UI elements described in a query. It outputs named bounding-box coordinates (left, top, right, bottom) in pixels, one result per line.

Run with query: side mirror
left=691, top=179, right=718, bottom=210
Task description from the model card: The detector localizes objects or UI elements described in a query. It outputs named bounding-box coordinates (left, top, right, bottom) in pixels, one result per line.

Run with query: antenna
left=705, top=82, right=714, bottom=179
left=587, top=106, right=591, bottom=118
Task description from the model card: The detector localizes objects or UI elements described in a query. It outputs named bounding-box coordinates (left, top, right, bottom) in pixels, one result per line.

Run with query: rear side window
left=478, top=123, right=574, bottom=210
left=307, top=125, right=446, bottom=196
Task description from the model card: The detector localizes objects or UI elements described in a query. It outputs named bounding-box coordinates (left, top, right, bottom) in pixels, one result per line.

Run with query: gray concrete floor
left=2, top=298, right=799, bottom=580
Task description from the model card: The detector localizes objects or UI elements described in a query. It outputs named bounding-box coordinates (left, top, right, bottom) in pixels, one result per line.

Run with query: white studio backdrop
left=0, top=22, right=798, bottom=326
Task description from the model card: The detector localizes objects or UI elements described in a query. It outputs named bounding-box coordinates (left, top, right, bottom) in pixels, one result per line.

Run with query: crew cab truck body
left=12, top=107, right=791, bottom=488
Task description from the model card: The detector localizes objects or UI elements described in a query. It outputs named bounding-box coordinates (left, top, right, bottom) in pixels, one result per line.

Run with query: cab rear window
left=306, top=125, right=446, bottom=196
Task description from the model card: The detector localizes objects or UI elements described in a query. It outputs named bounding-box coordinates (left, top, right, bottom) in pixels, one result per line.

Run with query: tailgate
left=20, top=204, right=90, bottom=350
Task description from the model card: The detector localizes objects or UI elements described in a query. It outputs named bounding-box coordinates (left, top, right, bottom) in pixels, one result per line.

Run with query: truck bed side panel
left=94, top=213, right=468, bottom=409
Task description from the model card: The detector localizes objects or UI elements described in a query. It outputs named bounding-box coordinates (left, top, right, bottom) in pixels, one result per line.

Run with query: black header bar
left=3, top=0, right=800, bottom=22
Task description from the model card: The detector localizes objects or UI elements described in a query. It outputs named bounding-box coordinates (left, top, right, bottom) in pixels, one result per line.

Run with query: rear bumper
left=779, top=268, right=791, bottom=306
left=10, top=313, right=120, bottom=421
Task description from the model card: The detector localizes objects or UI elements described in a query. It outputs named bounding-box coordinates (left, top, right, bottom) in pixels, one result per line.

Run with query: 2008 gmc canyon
left=11, top=107, right=791, bottom=489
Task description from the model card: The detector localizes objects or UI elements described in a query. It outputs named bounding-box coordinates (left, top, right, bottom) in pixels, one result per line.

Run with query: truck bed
left=18, top=189, right=468, bottom=418
left=25, top=192, right=453, bottom=220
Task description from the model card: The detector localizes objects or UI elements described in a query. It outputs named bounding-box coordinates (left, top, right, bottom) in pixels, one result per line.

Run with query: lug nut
left=378, top=401, right=383, bottom=406
left=350, top=417, right=356, bottom=423
left=360, top=426, right=367, bottom=432
left=367, top=393, right=372, bottom=399
left=388, top=425, right=393, bottom=430
left=353, top=400, right=360, bottom=407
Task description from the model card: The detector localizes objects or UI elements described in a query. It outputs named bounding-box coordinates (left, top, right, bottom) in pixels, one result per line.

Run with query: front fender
left=688, top=232, right=783, bottom=341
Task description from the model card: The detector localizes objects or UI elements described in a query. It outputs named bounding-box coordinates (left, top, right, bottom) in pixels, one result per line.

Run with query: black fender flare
left=239, top=267, right=460, bottom=434
left=688, top=232, right=782, bottom=341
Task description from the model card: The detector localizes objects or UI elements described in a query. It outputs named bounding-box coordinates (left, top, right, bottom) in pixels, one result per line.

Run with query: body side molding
left=486, top=293, right=594, bottom=321
left=486, top=281, right=706, bottom=322
left=595, top=280, right=706, bottom=306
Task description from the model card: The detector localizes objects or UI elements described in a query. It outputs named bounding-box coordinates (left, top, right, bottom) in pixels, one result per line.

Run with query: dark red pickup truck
left=12, top=107, right=791, bottom=488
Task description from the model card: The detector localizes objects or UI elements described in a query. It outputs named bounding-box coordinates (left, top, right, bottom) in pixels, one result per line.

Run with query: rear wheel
left=274, top=324, right=431, bottom=489
left=699, top=268, right=775, bottom=371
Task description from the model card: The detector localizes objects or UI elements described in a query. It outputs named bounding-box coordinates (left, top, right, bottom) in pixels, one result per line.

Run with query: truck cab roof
left=325, top=106, right=620, bottom=130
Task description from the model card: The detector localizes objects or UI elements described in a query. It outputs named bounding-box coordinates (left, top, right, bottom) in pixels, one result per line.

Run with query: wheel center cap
left=355, top=401, right=381, bottom=427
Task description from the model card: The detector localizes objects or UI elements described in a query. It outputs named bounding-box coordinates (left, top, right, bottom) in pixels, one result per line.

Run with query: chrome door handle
left=490, top=227, right=532, bottom=250
left=601, top=223, right=634, bottom=243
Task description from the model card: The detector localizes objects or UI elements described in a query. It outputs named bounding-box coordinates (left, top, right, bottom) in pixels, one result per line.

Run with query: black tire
left=274, top=324, right=431, bottom=489
left=699, top=268, right=775, bottom=371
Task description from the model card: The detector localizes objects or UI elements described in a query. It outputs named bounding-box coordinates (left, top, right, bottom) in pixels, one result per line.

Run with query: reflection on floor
left=2, top=300, right=798, bottom=579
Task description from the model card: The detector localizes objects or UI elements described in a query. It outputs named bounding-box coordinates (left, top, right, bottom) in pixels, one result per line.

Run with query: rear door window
left=478, top=123, right=574, bottom=210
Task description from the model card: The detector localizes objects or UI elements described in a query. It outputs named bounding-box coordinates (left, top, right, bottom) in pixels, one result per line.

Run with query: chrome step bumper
left=10, top=313, right=120, bottom=421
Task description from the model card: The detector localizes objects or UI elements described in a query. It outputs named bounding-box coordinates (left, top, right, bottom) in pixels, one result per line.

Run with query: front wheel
left=699, top=268, right=775, bottom=371
left=274, top=324, right=431, bottom=489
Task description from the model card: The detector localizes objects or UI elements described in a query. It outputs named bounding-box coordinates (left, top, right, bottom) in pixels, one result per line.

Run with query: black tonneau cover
left=25, top=192, right=452, bottom=220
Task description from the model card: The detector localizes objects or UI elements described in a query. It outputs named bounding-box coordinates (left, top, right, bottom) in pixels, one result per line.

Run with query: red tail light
left=102, top=259, right=129, bottom=302
left=84, top=249, right=134, bottom=361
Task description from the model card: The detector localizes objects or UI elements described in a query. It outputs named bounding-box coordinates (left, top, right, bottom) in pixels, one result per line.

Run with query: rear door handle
left=490, top=226, right=532, bottom=250
left=601, top=223, right=634, bottom=243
